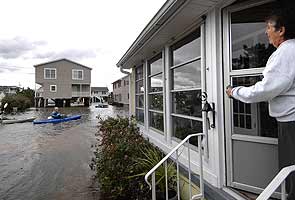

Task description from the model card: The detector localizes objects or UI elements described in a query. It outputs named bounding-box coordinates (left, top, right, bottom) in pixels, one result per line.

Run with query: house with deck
left=117, top=0, right=291, bottom=199
left=0, top=86, right=22, bottom=102
left=91, top=87, right=109, bottom=103
left=34, top=59, right=92, bottom=107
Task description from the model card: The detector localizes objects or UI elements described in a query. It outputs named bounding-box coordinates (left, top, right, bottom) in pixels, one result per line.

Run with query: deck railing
left=145, top=133, right=205, bottom=200
left=256, top=165, right=295, bottom=200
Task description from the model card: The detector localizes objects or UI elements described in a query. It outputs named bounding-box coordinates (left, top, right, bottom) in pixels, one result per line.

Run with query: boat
left=33, top=115, right=81, bottom=124
left=1, top=117, right=36, bottom=124
left=95, top=103, right=108, bottom=108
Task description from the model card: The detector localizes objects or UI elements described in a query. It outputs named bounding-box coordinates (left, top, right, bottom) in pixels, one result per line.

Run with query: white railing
left=145, top=133, right=205, bottom=200
left=256, top=165, right=295, bottom=200
left=72, top=91, right=90, bottom=97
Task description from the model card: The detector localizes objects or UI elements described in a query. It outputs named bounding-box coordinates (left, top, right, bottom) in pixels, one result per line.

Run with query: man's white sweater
left=232, top=39, right=295, bottom=122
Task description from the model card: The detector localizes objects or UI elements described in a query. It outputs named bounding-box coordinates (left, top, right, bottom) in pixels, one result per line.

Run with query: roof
left=0, top=86, right=21, bottom=92
left=91, top=87, right=109, bottom=92
left=112, top=75, right=129, bottom=84
left=116, top=0, right=221, bottom=69
left=34, top=58, right=92, bottom=70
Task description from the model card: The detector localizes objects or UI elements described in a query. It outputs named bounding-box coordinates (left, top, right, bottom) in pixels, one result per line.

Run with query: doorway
left=223, top=0, right=280, bottom=196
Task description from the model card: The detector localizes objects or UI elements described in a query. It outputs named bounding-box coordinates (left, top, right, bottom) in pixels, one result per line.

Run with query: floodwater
left=0, top=104, right=128, bottom=200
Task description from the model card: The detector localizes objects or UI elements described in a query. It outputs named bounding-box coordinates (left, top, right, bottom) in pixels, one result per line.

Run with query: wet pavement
left=0, top=104, right=128, bottom=200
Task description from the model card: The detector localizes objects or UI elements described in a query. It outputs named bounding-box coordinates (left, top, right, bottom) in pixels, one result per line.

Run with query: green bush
left=91, top=116, right=165, bottom=200
left=1, top=94, right=32, bottom=113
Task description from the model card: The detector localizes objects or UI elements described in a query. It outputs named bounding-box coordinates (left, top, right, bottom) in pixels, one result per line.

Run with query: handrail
left=256, top=165, right=295, bottom=200
left=144, top=133, right=205, bottom=200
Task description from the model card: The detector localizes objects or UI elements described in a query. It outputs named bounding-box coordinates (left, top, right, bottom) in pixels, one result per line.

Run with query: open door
left=223, top=0, right=281, bottom=196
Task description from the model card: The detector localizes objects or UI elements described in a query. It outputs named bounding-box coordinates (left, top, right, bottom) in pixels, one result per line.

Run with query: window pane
left=232, top=76, right=277, bottom=138
left=136, top=80, right=144, bottom=94
left=231, top=2, right=277, bottom=70
left=172, top=90, right=202, bottom=117
left=172, top=59, right=201, bottom=90
left=149, top=55, right=163, bottom=75
left=172, top=116, right=202, bottom=146
left=149, top=94, right=163, bottom=111
left=45, top=70, right=50, bottom=78
left=136, top=109, right=144, bottom=123
left=149, top=112, right=164, bottom=132
left=171, top=29, right=201, bottom=66
left=50, top=70, right=55, bottom=79
left=78, top=71, right=82, bottom=79
left=136, top=95, right=144, bottom=108
left=135, top=65, right=143, bottom=80
left=149, top=74, right=163, bottom=92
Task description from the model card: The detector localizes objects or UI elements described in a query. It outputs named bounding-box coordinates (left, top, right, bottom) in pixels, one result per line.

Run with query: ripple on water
left=0, top=104, right=128, bottom=200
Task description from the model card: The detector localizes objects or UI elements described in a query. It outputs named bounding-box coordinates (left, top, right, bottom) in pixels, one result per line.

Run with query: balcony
left=72, top=91, right=90, bottom=97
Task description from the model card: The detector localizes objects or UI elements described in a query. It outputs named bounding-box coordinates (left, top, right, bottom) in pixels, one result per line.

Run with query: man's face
left=265, top=21, right=284, bottom=48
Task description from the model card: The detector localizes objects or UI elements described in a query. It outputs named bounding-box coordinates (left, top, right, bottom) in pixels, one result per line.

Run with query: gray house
left=34, top=58, right=92, bottom=107
left=112, top=75, right=129, bottom=107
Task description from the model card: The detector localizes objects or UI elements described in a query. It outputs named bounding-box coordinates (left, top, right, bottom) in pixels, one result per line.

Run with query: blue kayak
left=33, top=115, right=81, bottom=124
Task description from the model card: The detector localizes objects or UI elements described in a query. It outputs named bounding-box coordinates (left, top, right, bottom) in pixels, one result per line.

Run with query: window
left=148, top=53, right=164, bottom=132
left=50, top=85, right=57, bottom=92
left=102, top=91, right=106, bottom=95
left=118, top=80, right=121, bottom=88
left=170, top=29, right=202, bottom=146
left=135, top=65, right=144, bottom=123
left=72, top=69, right=83, bottom=80
left=44, top=68, right=56, bottom=79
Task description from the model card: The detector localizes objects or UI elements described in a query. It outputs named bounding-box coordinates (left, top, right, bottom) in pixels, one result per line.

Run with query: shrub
left=1, top=94, right=32, bottom=113
left=91, top=116, right=154, bottom=199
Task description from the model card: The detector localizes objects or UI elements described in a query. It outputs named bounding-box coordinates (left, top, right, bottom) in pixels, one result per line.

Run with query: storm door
left=223, top=0, right=281, bottom=196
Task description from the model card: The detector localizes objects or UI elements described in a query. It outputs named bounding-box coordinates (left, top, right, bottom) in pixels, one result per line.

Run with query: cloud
left=0, top=36, right=47, bottom=59
left=32, top=48, right=97, bottom=60
left=0, top=62, right=26, bottom=73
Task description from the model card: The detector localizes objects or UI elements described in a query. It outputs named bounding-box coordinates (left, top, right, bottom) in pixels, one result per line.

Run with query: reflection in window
left=148, top=54, right=164, bottom=132
left=172, top=90, right=202, bottom=117
left=136, top=109, right=144, bottom=123
left=149, top=94, right=163, bottom=110
left=232, top=76, right=277, bottom=138
left=149, top=112, right=164, bottom=132
left=172, top=116, right=202, bottom=146
left=171, top=29, right=201, bottom=66
left=172, top=60, right=201, bottom=90
left=150, top=74, right=163, bottom=92
left=231, top=2, right=277, bottom=70
left=170, top=29, right=202, bottom=145
left=135, top=65, right=144, bottom=123
left=136, top=95, right=144, bottom=108
left=136, top=80, right=144, bottom=93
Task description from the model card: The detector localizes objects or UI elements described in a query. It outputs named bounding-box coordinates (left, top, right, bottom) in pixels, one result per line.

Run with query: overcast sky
left=0, top=0, right=167, bottom=91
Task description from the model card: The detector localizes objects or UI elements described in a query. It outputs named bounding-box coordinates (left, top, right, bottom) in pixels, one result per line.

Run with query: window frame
left=135, top=64, right=145, bottom=124
left=147, top=53, right=164, bottom=132
left=44, top=68, right=56, bottom=79
left=72, top=69, right=84, bottom=80
left=170, top=29, right=203, bottom=143
left=50, top=84, right=57, bottom=92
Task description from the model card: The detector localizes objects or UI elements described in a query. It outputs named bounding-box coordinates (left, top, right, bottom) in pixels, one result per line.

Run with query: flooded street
left=0, top=104, right=128, bottom=200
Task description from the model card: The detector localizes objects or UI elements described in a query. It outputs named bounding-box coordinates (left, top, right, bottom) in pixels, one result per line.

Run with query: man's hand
left=226, top=85, right=233, bottom=98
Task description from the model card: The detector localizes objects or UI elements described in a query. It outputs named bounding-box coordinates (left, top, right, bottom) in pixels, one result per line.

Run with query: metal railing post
left=152, top=172, right=156, bottom=200
left=281, top=180, right=286, bottom=200
left=199, top=135, right=204, bottom=197
left=165, top=161, right=168, bottom=200
left=176, top=149, right=180, bottom=200
left=187, top=140, right=192, bottom=199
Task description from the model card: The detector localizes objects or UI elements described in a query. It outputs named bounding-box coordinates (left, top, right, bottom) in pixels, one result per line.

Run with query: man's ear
left=279, top=26, right=286, bottom=37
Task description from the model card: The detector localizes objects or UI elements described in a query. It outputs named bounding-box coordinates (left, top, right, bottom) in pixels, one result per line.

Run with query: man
left=51, top=107, right=61, bottom=119
left=226, top=10, right=295, bottom=199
